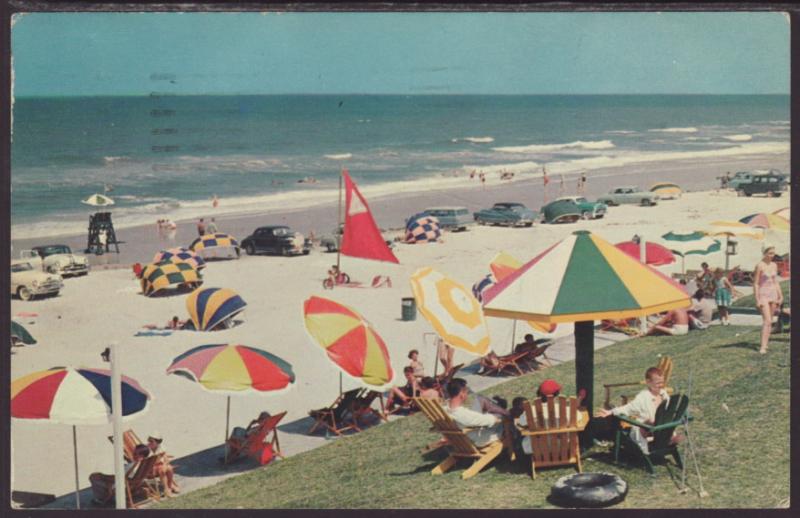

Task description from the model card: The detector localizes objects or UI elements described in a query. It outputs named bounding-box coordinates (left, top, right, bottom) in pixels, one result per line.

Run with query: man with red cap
left=537, top=379, right=562, bottom=401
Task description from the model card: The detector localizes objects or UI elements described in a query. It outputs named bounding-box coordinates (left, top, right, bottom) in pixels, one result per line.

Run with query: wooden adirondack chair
left=225, top=411, right=286, bottom=464
left=307, top=388, right=363, bottom=436
left=412, top=397, right=506, bottom=480
left=125, top=455, right=162, bottom=508
left=602, top=356, right=674, bottom=409
left=351, top=390, right=387, bottom=427
left=479, top=351, right=530, bottom=377
left=613, top=394, right=689, bottom=475
left=520, top=396, right=583, bottom=479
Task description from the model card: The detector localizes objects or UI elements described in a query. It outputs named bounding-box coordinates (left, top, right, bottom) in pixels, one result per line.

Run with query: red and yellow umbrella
left=303, top=296, right=394, bottom=389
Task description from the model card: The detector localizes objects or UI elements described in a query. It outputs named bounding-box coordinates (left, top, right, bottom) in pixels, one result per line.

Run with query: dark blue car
left=473, top=202, right=538, bottom=227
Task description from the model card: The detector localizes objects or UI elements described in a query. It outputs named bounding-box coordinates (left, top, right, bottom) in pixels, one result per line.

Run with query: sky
left=11, top=11, right=790, bottom=96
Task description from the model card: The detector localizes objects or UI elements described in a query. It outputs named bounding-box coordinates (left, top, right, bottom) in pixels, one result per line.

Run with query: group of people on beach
left=195, top=217, right=219, bottom=237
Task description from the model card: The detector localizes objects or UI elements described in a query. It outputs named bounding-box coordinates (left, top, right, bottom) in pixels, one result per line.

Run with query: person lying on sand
left=142, top=316, right=187, bottom=331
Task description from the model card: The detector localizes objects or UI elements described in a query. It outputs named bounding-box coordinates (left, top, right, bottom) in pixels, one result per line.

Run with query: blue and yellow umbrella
left=189, top=233, right=240, bottom=255
left=185, top=287, right=247, bottom=331
left=153, top=247, right=207, bottom=270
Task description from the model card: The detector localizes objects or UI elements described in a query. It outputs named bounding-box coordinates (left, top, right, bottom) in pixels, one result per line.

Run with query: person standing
left=542, top=166, right=550, bottom=204
left=559, top=174, right=565, bottom=195
left=197, top=218, right=206, bottom=237
left=206, top=218, right=218, bottom=234
left=713, top=268, right=740, bottom=326
left=212, top=194, right=219, bottom=208
left=754, top=246, right=783, bottom=354
left=579, top=172, right=587, bottom=194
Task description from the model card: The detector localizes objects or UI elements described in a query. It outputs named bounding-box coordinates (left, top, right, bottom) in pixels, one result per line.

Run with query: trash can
left=401, top=297, right=417, bottom=321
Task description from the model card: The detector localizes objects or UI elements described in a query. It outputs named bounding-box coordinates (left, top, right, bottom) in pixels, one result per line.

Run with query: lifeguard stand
left=86, top=212, right=120, bottom=254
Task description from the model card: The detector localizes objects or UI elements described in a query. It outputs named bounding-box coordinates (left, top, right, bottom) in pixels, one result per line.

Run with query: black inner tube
left=550, top=472, right=628, bottom=508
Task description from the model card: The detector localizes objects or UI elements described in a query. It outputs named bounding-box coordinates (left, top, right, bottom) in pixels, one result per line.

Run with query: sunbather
left=146, top=433, right=179, bottom=496
left=514, top=334, right=539, bottom=354
left=89, top=444, right=150, bottom=505
left=408, top=349, right=425, bottom=379
left=386, top=367, right=418, bottom=411
left=225, top=411, right=272, bottom=459
left=646, top=308, right=690, bottom=336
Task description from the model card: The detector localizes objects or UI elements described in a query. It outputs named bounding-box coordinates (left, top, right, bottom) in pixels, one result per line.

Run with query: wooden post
left=110, top=342, right=126, bottom=509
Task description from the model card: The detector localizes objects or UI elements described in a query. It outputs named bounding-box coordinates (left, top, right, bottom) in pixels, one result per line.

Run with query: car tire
left=581, top=211, right=590, bottom=220
left=745, top=192, right=752, bottom=197
left=525, top=222, right=533, bottom=227
left=326, top=243, right=337, bottom=252
left=303, top=249, right=310, bottom=255
left=18, top=286, right=33, bottom=301
left=245, top=243, right=256, bottom=256
left=47, top=265, right=59, bottom=275
left=640, top=199, right=651, bottom=206
left=773, top=192, right=782, bottom=197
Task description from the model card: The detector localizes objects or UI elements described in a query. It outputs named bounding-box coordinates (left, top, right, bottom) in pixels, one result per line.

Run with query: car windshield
left=11, top=263, right=33, bottom=272
left=576, top=198, right=588, bottom=203
left=456, top=209, right=469, bottom=215
left=273, top=228, right=290, bottom=236
left=40, top=245, right=70, bottom=256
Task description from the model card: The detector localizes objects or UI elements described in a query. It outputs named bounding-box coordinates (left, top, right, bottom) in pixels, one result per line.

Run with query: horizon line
left=13, top=92, right=791, bottom=99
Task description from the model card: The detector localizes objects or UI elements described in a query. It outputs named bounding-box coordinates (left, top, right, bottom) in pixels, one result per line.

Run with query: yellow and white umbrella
left=706, top=221, right=765, bottom=241
left=410, top=267, right=490, bottom=356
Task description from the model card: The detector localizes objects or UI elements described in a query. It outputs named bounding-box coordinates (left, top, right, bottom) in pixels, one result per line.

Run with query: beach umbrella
left=410, top=267, right=490, bottom=356
left=166, top=344, right=295, bottom=455
left=650, top=182, right=682, bottom=199
left=10, top=320, right=37, bottom=346
left=615, top=240, right=676, bottom=266
left=482, top=230, right=690, bottom=420
left=739, top=213, right=790, bottom=232
left=490, top=251, right=523, bottom=282
left=153, top=247, right=207, bottom=270
left=185, top=287, right=247, bottom=331
left=773, top=207, right=790, bottom=221
left=189, top=233, right=241, bottom=257
left=140, top=260, right=201, bottom=297
left=11, top=367, right=151, bottom=507
left=660, top=231, right=722, bottom=273
left=81, top=193, right=114, bottom=207
left=405, top=214, right=442, bottom=243
left=303, top=296, right=395, bottom=390
left=706, top=221, right=765, bottom=271
left=471, top=274, right=496, bottom=303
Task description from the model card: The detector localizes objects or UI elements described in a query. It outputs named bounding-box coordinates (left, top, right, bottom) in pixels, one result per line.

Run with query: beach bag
left=258, top=443, right=275, bottom=466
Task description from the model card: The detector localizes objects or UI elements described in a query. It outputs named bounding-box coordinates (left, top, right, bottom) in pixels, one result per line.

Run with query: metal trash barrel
left=401, top=297, right=417, bottom=321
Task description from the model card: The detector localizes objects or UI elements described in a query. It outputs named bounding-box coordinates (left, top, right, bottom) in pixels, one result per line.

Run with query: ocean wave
left=648, top=127, right=698, bottom=133
left=103, top=156, right=132, bottom=164
left=452, top=136, right=495, bottom=144
left=324, top=153, right=353, bottom=160
left=493, top=140, right=615, bottom=153
left=682, top=137, right=711, bottom=141
left=606, top=130, right=637, bottom=135
left=723, top=134, right=753, bottom=142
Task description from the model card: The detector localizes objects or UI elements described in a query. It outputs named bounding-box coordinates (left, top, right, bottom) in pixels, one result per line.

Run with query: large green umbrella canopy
left=482, top=230, right=690, bottom=426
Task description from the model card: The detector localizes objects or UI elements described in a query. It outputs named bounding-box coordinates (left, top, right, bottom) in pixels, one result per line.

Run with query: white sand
left=10, top=188, right=790, bottom=499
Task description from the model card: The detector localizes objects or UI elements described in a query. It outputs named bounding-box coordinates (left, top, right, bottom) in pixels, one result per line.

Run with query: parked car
left=541, top=199, right=582, bottom=224
left=241, top=226, right=311, bottom=256
left=11, top=259, right=63, bottom=301
left=554, top=196, right=607, bottom=219
left=736, top=171, right=787, bottom=197
left=597, top=186, right=659, bottom=206
left=421, top=206, right=473, bottom=231
left=20, top=244, right=89, bottom=277
left=473, top=202, right=538, bottom=227
left=318, top=224, right=395, bottom=252
left=728, top=169, right=783, bottom=190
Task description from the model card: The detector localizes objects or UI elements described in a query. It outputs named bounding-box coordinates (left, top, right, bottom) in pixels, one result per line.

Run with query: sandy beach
left=10, top=154, right=791, bottom=502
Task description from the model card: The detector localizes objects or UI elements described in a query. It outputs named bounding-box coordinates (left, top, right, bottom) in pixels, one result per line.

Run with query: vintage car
left=736, top=171, right=787, bottom=197
left=649, top=182, right=682, bottom=200
left=318, top=224, right=396, bottom=252
left=541, top=199, right=582, bottom=224
left=728, top=169, right=783, bottom=190
left=20, top=244, right=89, bottom=277
left=241, top=226, right=311, bottom=256
left=421, top=206, right=473, bottom=231
left=11, top=259, right=63, bottom=301
left=597, top=186, right=659, bottom=206
left=554, top=196, right=607, bottom=219
left=473, top=202, right=538, bottom=227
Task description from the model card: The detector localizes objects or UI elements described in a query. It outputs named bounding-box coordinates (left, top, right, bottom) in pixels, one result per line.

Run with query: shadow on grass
left=713, top=341, right=759, bottom=351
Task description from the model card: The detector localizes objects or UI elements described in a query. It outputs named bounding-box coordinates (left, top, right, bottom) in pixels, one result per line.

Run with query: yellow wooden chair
left=520, top=396, right=583, bottom=479
left=412, top=397, right=506, bottom=480
left=602, top=356, right=674, bottom=409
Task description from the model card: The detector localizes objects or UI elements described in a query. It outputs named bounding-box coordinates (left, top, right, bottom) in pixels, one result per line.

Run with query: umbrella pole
left=724, top=235, right=730, bottom=273
left=224, top=396, right=231, bottom=464
left=72, top=425, right=80, bottom=509
left=574, top=321, right=595, bottom=449
left=339, top=372, right=343, bottom=396
left=510, top=320, right=517, bottom=354
left=336, top=169, right=343, bottom=272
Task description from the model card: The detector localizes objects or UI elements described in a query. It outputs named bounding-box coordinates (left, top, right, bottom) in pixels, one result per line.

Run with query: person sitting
left=688, top=289, right=714, bottom=327
left=166, top=316, right=187, bottom=330
left=417, top=376, right=441, bottom=399
left=89, top=444, right=150, bottom=505
left=225, top=411, right=272, bottom=459
left=444, top=378, right=506, bottom=447
left=646, top=307, right=690, bottom=336
left=386, top=367, right=418, bottom=412
left=514, top=334, right=539, bottom=354
left=146, top=433, right=179, bottom=496
left=407, top=349, right=425, bottom=379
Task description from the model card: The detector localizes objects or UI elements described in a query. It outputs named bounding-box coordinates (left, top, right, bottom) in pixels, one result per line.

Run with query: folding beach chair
left=352, top=390, right=388, bottom=427
left=225, top=411, right=286, bottom=464
left=478, top=351, right=530, bottom=377
left=307, top=388, right=363, bottom=436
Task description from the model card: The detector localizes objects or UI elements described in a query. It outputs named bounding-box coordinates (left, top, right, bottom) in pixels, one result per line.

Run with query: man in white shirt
left=445, top=378, right=506, bottom=447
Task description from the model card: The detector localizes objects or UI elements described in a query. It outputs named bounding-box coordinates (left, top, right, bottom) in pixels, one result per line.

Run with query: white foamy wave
left=452, top=136, right=495, bottom=144
left=648, top=127, right=698, bottom=133
left=493, top=140, right=615, bottom=153
left=103, top=156, right=131, bottom=164
left=606, top=130, right=637, bottom=135
left=682, top=137, right=711, bottom=141
left=324, top=153, right=352, bottom=160
left=723, top=134, right=753, bottom=142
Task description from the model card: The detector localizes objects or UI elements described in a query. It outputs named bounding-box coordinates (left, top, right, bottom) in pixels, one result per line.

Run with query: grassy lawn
left=157, top=326, right=790, bottom=509
left=732, top=280, right=790, bottom=307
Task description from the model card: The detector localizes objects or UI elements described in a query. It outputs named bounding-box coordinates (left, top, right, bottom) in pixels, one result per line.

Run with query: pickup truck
left=20, top=244, right=89, bottom=277
left=597, top=186, right=659, bottom=206
left=240, top=226, right=311, bottom=256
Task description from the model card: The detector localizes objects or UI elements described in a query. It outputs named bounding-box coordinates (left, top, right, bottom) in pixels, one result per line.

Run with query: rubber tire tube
left=550, top=472, right=628, bottom=508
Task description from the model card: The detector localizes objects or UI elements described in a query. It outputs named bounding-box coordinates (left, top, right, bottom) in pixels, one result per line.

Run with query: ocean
left=11, top=95, right=789, bottom=239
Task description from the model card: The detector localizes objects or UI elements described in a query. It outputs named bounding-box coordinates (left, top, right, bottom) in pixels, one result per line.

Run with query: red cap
left=538, top=379, right=562, bottom=397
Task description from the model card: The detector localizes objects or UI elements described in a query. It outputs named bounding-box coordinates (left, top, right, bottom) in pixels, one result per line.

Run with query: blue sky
left=11, top=11, right=790, bottom=96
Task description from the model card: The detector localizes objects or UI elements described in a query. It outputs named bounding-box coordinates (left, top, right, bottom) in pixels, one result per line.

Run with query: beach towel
left=134, top=330, right=174, bottom=337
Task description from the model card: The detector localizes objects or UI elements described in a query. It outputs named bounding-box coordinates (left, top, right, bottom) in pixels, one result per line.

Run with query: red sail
left=340, top=170, right=399, bottom=264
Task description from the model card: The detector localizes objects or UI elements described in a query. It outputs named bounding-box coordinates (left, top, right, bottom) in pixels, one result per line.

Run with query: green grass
left=732, top=280, right=790, bottom=307
left=156, top=326, right=790, bottom=509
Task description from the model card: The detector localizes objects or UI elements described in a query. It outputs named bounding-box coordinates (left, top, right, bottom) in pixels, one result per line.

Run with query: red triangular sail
left=340, top=170, right=400, bottom=264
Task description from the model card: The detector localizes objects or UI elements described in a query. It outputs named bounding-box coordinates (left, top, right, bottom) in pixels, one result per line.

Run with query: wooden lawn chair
left=613, top=394, right=689, bottom=475
left=602, top=356, right=674, bottom=409
left=125, top=455, right=162, bottom=508
left=520, top=396, right=583, bottom=479
left=352, top=390, right=388, bottom=427
left=307, top=388, right=363, bottom=436
left=479, top=351, right=529, bottom=376
left=225, top=411, right=286, bottom=464
left=412, top=397, right=506, bottom=480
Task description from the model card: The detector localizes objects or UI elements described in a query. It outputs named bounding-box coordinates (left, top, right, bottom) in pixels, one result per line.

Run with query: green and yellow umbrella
left=303, top=296, right=394, bottom=390
left=483, top=230, right=690, bottom=416
left=140, top=261, right=201, bottom=296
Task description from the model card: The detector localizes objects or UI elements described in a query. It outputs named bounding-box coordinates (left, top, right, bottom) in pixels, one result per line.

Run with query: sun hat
left=147, top=431, right=163, bottom=443
left=538, top=379, right=562, bottom=397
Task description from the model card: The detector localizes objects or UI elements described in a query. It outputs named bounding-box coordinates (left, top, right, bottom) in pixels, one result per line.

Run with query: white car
left=21, top=244, right=89, bottom=277
left=11, top=259, right=63, bottom=301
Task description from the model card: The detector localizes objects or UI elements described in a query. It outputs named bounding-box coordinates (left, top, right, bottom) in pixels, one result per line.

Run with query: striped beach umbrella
left=185, top=287, right=247, bottom=331
left=11, top=320, right=37, bottom=346
left=773, top=207, right=790, bottom=221
left=739, top=213, right=790, bottom=232
left=12, top=367, right=151, bottom=507
left=189, top=233, right=241, bottom=256
left=660, top=231, right=721, bottom=273
left=166, top=344, right=295, bottom=453
left=615, top=241, right=676, bottom=266
left=405, top=214, right=442, bottom=243
left=140, top=260, right=201, bottom=297
left=482, top=230, right=690, bottom=414
left=410, top=267, right=490, bottom=356
left=303, top=296, right=395, bottom=390
left=81, top=193, right=114, bottom=207
left=153, top=247, right=207, bottom=270
left=707, top=221, right=765, bottom=271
